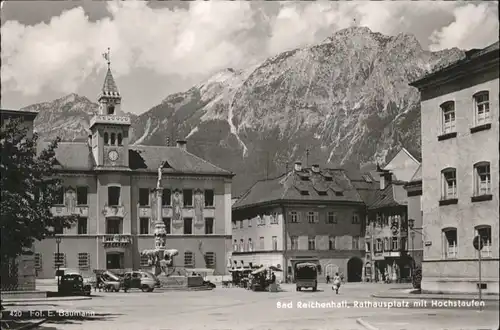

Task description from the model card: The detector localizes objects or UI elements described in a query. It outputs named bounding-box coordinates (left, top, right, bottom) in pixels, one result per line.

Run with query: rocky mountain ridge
left=24, top=27, right=465, bottom=195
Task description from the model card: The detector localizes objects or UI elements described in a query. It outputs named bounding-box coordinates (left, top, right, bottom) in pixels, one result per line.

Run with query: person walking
left=326, top=275, right=331, bottom=284
left=332, top=272, right=341, bottom=294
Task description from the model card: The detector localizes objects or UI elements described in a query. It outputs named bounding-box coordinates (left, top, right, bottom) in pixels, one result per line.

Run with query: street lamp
left=55, top=236, right=62, bottom=290
left=408, top=219, right=416, bottom=272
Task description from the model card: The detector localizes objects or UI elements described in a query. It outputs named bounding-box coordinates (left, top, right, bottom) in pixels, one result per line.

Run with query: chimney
left=311, top=164, right=320, bottom=173
left=379, top=172, right=392, bottom=190
left=87, top=134, right=92, bottom=147
left=176, top=140, right=187, bottom=150
left=294, top=162, right=302, bottom=172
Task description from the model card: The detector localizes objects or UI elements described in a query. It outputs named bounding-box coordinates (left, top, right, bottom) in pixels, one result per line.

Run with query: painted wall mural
left=172, top=189, right=184, bottom=229
left=193, top=189, right=205, bottom=228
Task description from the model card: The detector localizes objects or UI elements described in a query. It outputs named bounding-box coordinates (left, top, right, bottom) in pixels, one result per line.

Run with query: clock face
left=108, top=150, right=119, bottom=161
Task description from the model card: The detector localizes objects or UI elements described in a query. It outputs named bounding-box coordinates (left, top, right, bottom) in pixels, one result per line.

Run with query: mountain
left=24, top=27, right=465, bottom=195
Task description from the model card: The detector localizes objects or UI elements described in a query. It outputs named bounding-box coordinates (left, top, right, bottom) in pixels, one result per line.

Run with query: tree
left=0, top=118, right=77, bottom=270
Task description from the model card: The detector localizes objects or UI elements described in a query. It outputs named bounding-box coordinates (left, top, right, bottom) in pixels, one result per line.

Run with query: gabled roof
left=232, top=168, right=369, bottom=210
left=36, top=141, right=232, bottom=176
left=368, top=182, right=407, bottom=210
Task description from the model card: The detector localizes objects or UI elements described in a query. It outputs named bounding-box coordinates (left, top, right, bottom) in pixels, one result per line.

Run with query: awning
left=251, top=266, right=268, bottom=275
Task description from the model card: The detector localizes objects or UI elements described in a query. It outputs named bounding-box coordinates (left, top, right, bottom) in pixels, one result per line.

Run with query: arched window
left=473, top=91, right=490, bottom=125
left=375, top=239, right=383, bottom=252
left=108, top=105, right=115, bottom=115
left=103, top=132, right=109, bottom=145
left=184, top=251, right=194, bottom=268
left=117, top=133, right=123, bottom=146
left=442, top=227, right=458, bottom=259
left=248, top=238, right=253, bottom=252
left=474, top=225, right=492, bottom=257
left=440, top=101, right=455, bottom=134
left=441, top=168, right=457, bottom=199
left=110, top=133, right=116, bottom=145
left=473, top=162, right=491, bottom=196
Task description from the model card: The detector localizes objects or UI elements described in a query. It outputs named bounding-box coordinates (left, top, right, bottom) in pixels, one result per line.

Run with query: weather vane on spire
left=102, top=47, right=111, bottom=68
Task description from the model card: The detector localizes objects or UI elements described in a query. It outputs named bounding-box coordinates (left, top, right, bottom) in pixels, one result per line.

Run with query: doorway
left=347, top=257, right=363, bottom=282
left=106, top=253, right=123, bottom=270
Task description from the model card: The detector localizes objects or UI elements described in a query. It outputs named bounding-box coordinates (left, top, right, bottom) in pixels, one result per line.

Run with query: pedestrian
left=332, top=272, right=341, bottom=294
left=271, top=272, right=276, bottom=284
left=326, top=275, right=331, bottom=284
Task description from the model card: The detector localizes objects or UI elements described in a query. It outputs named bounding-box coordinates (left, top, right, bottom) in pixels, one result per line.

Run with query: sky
left=1, top=1, right=498, bottom=114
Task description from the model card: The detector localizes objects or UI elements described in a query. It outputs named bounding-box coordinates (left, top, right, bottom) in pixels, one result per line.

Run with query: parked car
left=122, top=271, right=160, bottom=292
left=99, top=270, right=122, bottom=292
left=55, top=268, right=80, bottom=282
left=59, top=274, right=91, bottom=296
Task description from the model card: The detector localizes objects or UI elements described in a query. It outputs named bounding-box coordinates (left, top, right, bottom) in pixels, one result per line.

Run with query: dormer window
left=117, top=133, right=123, bottom=146
left=108, top=105, right=115, bottom=115
left=300, top=176, right=310, bottom=181
left=104, top=132, right=109, bottom=145
left=300, top=190, right=309, bottom=196
left=110, top=133, right=116, bottom=145
left=325, top=177, right=333, bottom=182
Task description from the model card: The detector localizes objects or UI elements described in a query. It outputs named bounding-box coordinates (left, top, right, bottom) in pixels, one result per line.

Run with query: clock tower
left=89, top=49, right=131, bottom=169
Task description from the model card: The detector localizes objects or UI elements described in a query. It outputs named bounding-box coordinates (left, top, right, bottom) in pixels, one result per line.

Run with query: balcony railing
left=51, top=206, right=89, bottom=217
left=102, top=205, right=126, bottom=219
left=102, top=234, right=132, bottom=248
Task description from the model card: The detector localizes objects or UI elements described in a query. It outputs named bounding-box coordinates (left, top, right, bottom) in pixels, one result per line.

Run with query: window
left=366, top=242, right=371, bottom=252
left=443, top=228, right=458, bottom=259
left=76, top=187, right=88, bottom=205
left=325, top=177, right=333, bottom=182
left=110, top=133, right=116, bottom=145
left=318, top=191, right=328, bottom=196
left=300, top=176, right=310, bottom=181
left=307, top=211, right=316, bottom=223
left=184, top=251, right=194, bottom=267
left=327, top=212, right=337, bottom=224
left=474, top=162, right=491, bottom=196
left=53, top=253, right=66, bottom=268
left=376, top=239, right=383, bottom=252
left=162, top=189, right=171, bottom=206
left=384, top=237, right=390, bottom=251
left=55, top=187, right=64, bottom=205
left=35, top=253, right=42, bottom=271
left=352, top=236, right=360, bottom=250
left=474, top=91, right=490, bottom=125
left=78, top=253, right=90, bottom=270
left=259, top=237, right=265, bottom=250
left=300, top=190, right=309, bottom=196
left=240, top=220, right=243, bottom=229
left=106, top=219, right=121, bottom=234
left=291, top=236, right=298, bottom=250
left=108, top=105, right=115, bottom=115
left=352, top=213, right=360, bottom=224
left=233, top=239, right=238, bottom=252
left=139, top=188, right=149, bottom=206
left=117, top=133, right=123, bottom=146
left=183, top=189, right=193, bottom=206
left=290, top=211, right=298, bottom=223
left=77, top=217, right=87, bottom=235
left=441, top=168, right=457, bottom=199
left=475, top=225, right=492, bottom=258
left=239, top=239, right=244, bottom=252
left=204, top=190, right=214, bottom=207
left=104, top=132, right=109, bottom=145
left=308, top=237, right=316, bottom=250
left=248, top=238, right=253, bottom=252
left=272, top=236, right=278, bottom=251
left=140, top=218, right=149, bottom=234
left=163, top=218, right=171, bottom=234
left=204, top=252, right=216, bottom=268
left=329, top=236, right=336, bottom=250
left=270, top=213, right=279, bottom=224
left=54, top=221, right=63, bottom=234
left=108, top=186, right=121, bottom=206
left=183, top=218, right=193, bottom=235
left=248, top=218, right=252, bottom=227
left=441, top=101, right=456, bottom=134
left=391, top=237, right=399, bottom=251
left=140, top=255, right=149, bottom=267
left=205, top=218, right=214, bottom=234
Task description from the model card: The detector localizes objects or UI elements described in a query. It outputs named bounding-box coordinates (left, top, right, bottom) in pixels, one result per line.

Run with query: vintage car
left=122, top=271, right=160, bottom=292
left=295, top=262, right=318, bottom=292
left=59, top=274, right=92, bottom=296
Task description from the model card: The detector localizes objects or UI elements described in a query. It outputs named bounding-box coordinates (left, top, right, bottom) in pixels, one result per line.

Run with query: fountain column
left=152, top=165, right=167, bottom=274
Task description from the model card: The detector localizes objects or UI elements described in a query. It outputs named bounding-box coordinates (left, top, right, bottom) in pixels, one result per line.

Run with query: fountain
left=140, top=163, right=211, bottom=290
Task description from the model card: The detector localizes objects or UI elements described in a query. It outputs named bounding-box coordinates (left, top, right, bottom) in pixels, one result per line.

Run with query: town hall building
left=34, top=61, right=234, bottom=278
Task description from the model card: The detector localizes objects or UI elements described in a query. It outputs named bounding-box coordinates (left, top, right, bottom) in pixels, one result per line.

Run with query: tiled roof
left=101, top=68, right=120, bottom=98
left=368, top=182, right=407, bottom=210
left=232, top=168, right=367, bottom=209
left=36, top=141, right=232, bottom=176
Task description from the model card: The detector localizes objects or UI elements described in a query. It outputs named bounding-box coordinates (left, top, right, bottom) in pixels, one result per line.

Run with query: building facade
left=232, top=162, right=378, bottom=282
left=404, top=165, right=424, bottom=269
left=410, top=42, right=499, bottom=293
left=364, top=148, right=421, bottom=283
left=34, top=64, right=234, bottom=278
left=1, top=108, right=39, bottom=291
